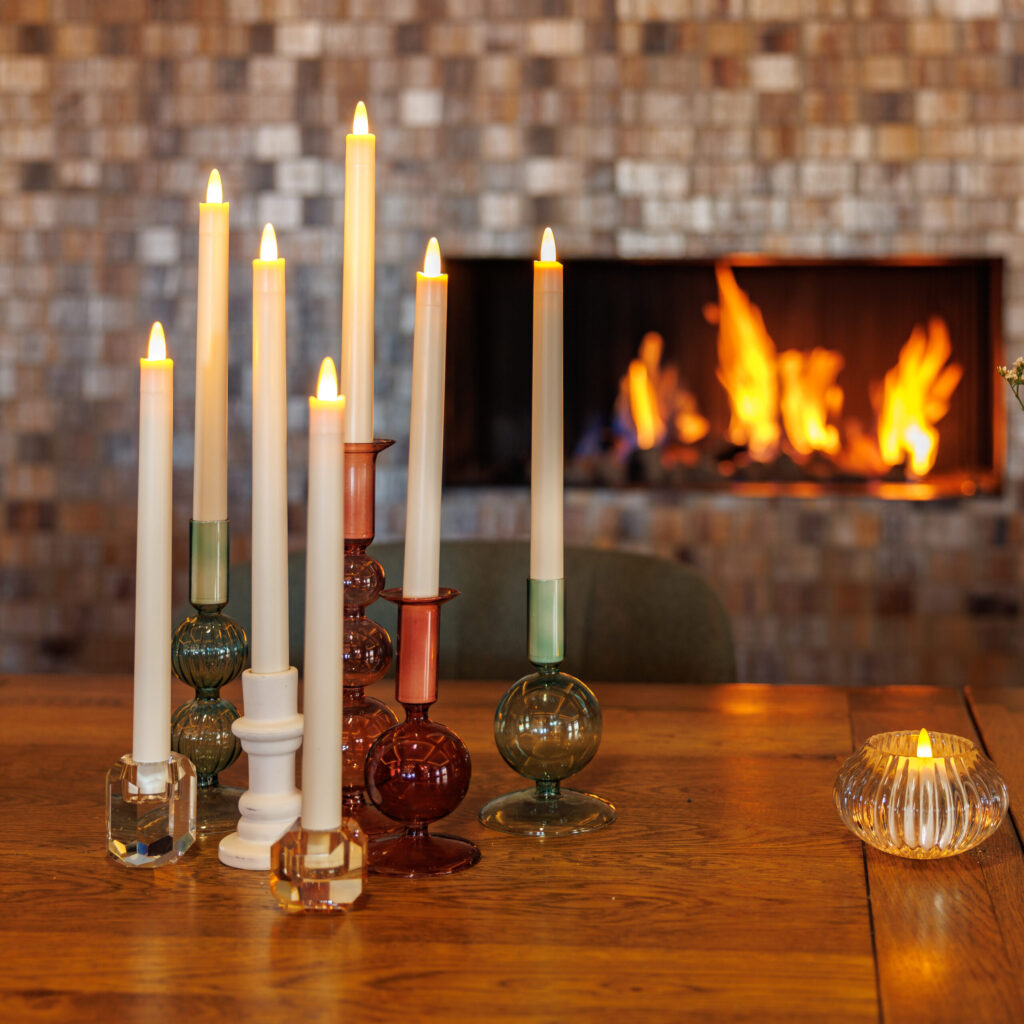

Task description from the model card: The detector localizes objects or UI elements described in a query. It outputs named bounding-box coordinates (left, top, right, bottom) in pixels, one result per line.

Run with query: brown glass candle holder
left=364, top=587, right=480, bottom=878
left=341, top=439, right=401, bottom=838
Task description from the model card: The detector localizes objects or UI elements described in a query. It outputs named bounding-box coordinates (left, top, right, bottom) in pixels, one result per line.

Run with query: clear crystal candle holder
left=270, top=821, right=368, bottom=913
left=834, top=730, right=1010, bottom=859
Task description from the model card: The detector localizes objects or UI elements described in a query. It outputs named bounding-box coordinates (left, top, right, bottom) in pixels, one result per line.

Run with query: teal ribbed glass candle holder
left=479, top=578, right=616, bottom=837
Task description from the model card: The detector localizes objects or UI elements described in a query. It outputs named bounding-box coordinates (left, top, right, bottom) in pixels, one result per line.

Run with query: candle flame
left=917, top=728, right=933, bottom=758
left=353, top=100, right=369, bottom=135
left=540, top=226, right=557, bottom=262
left=206, top=168, right=223, bottom=204
left=423, top=237, right=441, bottom=277
left=147, top=322, right=166, bottom=361
left=259, top=223, right=278, bottom=261
left=316, top=357, right=339, bottom=401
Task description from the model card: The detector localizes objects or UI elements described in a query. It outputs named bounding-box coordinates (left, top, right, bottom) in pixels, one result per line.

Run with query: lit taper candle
left=193, top=168, right=229, bottom=521
left=531, top=227, right=563, bottom=580
left=403, top=238, right=448, bottom=599
left=302, top=358, right=346, bottom=831
left=251, top=224, right=290, bottom=675
left=341, top=100, right=376, bottom=443
left=134, top=322, right=174, bottom=767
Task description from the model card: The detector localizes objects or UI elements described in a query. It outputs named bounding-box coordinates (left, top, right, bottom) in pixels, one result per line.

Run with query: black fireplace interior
left=443, top=257, right=1002, bottom=497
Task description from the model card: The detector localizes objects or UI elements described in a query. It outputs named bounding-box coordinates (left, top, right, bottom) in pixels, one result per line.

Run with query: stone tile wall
left=2, top=1, right=1023, bottom=685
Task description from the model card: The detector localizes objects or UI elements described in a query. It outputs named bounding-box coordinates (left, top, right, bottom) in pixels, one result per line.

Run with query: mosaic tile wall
left=2, top=0, right=1024, bottom=685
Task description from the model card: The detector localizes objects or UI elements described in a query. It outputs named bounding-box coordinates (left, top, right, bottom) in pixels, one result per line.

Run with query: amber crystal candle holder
left=170, top=519, right=248, bottom=834
left=270, top=819, right=368, bottom=913
left=365, top=587, right=480, bottom=877
left=834, top=729, right=1010, bottom=859
left=479, top=578, right=616, bottom=837
left=342, top=439, right=401, bottom=838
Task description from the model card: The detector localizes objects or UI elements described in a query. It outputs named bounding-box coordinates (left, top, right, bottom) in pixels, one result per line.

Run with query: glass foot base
left=195, top=785, right=242, bottom=836
left=479, top=787, right=616, bottom=837
left=270, top=821, right=367, bottom=912
left=370, top=829, right=481, bottom=878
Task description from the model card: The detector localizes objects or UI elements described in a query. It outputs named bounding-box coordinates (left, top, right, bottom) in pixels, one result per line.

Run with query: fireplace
left=444, top=257, right=1003, bottom=500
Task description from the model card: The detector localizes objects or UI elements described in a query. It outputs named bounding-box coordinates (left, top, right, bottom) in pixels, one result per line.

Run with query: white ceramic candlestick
left=219, top=225, right=302, bottom=870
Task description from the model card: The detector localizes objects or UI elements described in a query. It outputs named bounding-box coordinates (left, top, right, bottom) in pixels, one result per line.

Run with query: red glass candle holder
left=364, top=587, right=481, bottom=877
left=341, top=439, right=401, bottom=838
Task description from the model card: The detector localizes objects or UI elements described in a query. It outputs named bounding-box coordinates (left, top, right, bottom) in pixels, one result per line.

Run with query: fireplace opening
left=444, top=257, right=1003, bottom=499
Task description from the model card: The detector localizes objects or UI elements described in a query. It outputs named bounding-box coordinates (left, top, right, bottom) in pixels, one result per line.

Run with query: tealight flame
left=206, top=168, right=222, bottom=204
left=917, top=728, right=933, bottom=758
left=540, top=226, right=557, bottom=262
left=423, top=237, right=441, bottom=277
left=316, top=357, right=339, bottom=401
left=147, top=322, right=166, bottom=361
left=353, top=100, right=369, bottom=135
left=259, top=223, right=278, bottom=261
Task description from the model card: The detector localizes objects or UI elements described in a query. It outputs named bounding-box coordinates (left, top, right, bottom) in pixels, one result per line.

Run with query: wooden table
left=3, top=676, right=1024, bottom=1023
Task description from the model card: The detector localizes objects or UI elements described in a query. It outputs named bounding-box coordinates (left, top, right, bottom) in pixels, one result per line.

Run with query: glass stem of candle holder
left=341, top=439, right=401, bottom=839
left=364, top=587, right=481, bottom=878
left=170, top=519, right=248, bottom=835
left=478, top=578, right=617, bottom=838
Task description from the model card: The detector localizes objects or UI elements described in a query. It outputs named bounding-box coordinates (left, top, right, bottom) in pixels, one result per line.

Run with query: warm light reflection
left=423, top=237, right=441, bottom=277
left=353, top=100, right=369, bottom=135
left=917, top=728, right=933, bottom=759
left=259, top=223, right=278, bottom=261
left=316, top=357, right=339, bottom=401
left=146, top=322, right=166, bottom=361
left=206, top=168, right=223, bottom=204
left=540, top=227, right=557, bottom=262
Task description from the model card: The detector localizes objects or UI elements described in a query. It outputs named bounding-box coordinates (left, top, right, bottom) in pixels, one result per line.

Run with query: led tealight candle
left=341, top=100, right=376, bottom=443
left=193, top=168, right=229, bottom=521
left=899, top=727, right=954, bottom=851
left=302, top=358, right=346, bottom=831
left=531, top=227, right=564, bottom=580
left=251, top=224, right=290, bottom=675
left=133, top=322, right=173, bottom=773
left=403, top=238, right=448, bottom=599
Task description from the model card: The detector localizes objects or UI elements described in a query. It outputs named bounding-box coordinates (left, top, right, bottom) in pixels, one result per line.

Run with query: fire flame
left=206, top=169, right=223, bottom=204
left=353, top=100, right=369, bottom=135
left=146, top=322, right=166, bottom=361
left=876, top=318, right=962, bottom=478
left=778, top=348, right=844, bottom=460
left=259, top=223, right=278, bottom=261
left=711, top=266, right=780, bottom=462
left=316, top=357, right=339, bottom=401
left=917, top=728, right=933, bottom=758
left=423, top=237, right=442, bottom=277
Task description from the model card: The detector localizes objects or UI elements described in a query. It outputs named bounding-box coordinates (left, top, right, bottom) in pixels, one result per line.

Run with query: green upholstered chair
left=220, top=540, right=736, bottom=684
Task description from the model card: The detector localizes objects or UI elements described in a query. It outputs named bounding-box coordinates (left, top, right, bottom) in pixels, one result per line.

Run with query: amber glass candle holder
left=170, top=520, right=248, bottom=834
left=479, top=578, right=616, bottom=837
left=364, top=588, right=480, bottom=877
left=270, top=819, right=368, bottom=913
left=341, top=440, right=401, bottom=838
left=834, top=729, right=1010, bottom=859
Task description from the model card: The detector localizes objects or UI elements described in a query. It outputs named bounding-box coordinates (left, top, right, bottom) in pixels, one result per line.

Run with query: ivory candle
left=251, top=223, right=290, bottom=675
left=403, top=238, right=448, bottom=598
left=302, top=357, right=345, bottom=831
left=340, top=100, right=376, bottom=443
left=133, top=322, right=173, bottom=767
left=193, top=168, right=229, bottom=521
left=530, top=227, right=564, bottom=580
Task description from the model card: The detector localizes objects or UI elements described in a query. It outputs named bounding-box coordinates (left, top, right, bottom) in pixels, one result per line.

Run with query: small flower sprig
left=998, top=358, right=1024, bottom=412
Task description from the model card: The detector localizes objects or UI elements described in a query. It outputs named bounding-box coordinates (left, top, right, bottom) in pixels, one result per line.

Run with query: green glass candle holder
left=171, top=519, right=248, bottom=834
left=479, top=578, right=616, bottom=837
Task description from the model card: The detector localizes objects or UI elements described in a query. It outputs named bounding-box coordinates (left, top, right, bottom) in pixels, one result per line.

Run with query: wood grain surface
left=0, top=676, right=1018, bottom=1023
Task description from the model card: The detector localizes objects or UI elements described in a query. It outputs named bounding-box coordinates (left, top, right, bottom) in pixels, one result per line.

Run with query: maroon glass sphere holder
left=341, top=439, right=401, bottom=840
left=364, top=588, right=481, bottom=878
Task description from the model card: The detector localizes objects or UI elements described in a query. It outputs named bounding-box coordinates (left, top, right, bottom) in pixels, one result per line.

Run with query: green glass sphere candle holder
left=479, top=578, right=616, bottom=837
left=170, top=520, right=248, bottom=834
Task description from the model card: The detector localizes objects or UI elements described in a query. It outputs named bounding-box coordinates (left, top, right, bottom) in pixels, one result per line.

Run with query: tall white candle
left=251, top=223, right=290, bottom=675
left=340, top=100, right=376, bottom=443
left=302, top=357, right=345, bottom=832
left=530, top=227, right=564, bottom=580
left=133, top=322, right=173, bottom=768
left=193, top=168, right=229, bottom=521
left=403, top=238, right=448, bottom=598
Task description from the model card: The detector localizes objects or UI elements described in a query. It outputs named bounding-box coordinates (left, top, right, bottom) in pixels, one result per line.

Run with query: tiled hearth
left=3, top=2, right=1024, bottom=686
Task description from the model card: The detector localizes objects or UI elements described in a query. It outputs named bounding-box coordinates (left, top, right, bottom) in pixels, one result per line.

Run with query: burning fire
left=614, top=265, right=962, bottom=482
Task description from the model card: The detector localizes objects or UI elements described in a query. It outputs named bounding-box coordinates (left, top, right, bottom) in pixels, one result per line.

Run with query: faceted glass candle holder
left=479, top=666, right=616, bottom=837
left=106, top=752, right=197, bottom=867
left=270, top=820, right=368, bottom=913
left=834, top=730, right=1010, bottom=859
